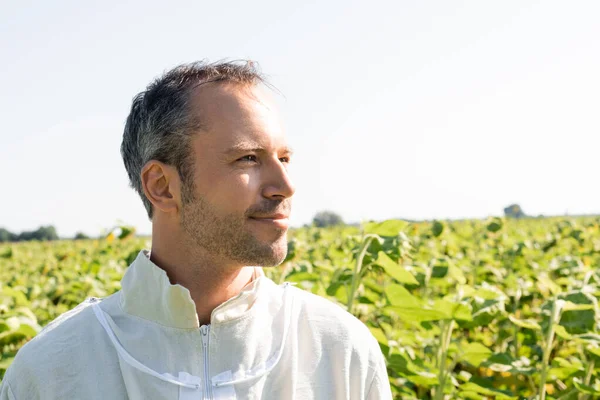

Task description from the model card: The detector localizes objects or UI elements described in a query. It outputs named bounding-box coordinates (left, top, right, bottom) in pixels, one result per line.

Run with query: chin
left=257, top=237, right=288, bottom=267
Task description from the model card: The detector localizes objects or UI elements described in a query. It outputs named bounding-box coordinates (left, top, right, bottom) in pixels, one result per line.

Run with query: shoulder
left=13, top=296, right=98, bottom=358
left=286, top=285, right=390, bottom=395
left=3, top=295, right=118, bottom=396
left=287, top=285, right=380, bottom=349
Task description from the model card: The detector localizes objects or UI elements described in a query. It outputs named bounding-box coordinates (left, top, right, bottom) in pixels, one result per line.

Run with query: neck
left=150, top=226, right=255, bottom=326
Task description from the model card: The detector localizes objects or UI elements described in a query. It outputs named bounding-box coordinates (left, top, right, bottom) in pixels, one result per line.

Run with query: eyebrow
left=225, top=144, right=294, bottom=157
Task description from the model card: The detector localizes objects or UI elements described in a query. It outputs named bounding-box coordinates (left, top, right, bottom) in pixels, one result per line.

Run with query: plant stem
left=558, top=388, right=578, bottom=400
left=514, top=289, right=521, bottom=359
left=539, top=299, right=560, bottom=400
left=579, top=358, right=595, bottom=400
left=346, top=234, right=377, bottom=314
left=436, top=319, right=455, bottom=400
left=526, top=375, right=537, bottom=394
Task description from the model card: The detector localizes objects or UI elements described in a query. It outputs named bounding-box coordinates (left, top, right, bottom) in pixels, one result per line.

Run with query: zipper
left=200, top=324, right=211, bottom=399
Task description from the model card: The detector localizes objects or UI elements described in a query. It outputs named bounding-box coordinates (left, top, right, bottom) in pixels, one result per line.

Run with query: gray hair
left=120, top=60, right=266, bottom=220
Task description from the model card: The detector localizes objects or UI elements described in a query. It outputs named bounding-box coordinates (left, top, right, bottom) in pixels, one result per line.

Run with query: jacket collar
left=119, top=250, right=265, bottom=329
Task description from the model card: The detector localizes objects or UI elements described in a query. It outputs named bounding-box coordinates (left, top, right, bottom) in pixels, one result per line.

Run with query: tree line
left=0, top=226, right=60, bottom=243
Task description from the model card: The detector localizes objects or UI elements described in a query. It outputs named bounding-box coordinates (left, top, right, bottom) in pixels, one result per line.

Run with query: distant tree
left=40, top=225, right=59, bottom=240
left=312, top=211, right=344, bottom=228
left=504, top=204, right=526, bottom=219
left=74, top=232, right=90, bottom=240
left=0, top=226, right=59, bottom=242
left=0, top=228, right=17, bottom=242
left=17, top=225, right=59, bottom=242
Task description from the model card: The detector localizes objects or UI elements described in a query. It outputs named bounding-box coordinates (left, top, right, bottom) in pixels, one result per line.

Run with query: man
left=0, top=61, right=392, bottom=399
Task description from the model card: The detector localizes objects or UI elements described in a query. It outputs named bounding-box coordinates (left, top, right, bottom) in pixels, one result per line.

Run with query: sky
left=1, top=0, right=599, bottom=238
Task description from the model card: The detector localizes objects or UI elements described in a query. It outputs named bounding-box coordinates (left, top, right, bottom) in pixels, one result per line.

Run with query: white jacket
left=0, top=250, right=392, bottom=399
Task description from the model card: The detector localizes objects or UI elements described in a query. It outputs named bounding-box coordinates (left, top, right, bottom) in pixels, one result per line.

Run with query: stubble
left=180, top=193, right=289, bottom=267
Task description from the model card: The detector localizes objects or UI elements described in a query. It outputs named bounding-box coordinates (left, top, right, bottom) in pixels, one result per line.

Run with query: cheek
left=203, top=173, right=258, bottom=210
left=230, top=173, right=259, bottom=202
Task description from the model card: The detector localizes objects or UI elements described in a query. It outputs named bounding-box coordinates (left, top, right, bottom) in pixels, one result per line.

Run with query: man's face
left=179, top=83, right=295, bottom=267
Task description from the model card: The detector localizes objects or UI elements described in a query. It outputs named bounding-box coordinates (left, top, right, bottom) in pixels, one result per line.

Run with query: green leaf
left=432, top=221, right=444, bottom=237
left=431, top=264, right=448, bottom=278
left=332, top=285, right=348, bottom=305
left=433, top=299, right=473, bottom=321
left=561, top=301, right=594, bottom=311
left=486, top=218, right=503, bottom=233
left=470, top=285, right=508, bottom=301
left=385, top=284, right=420, bottom=308
left=385, top=306, right=449, bottom=322
left=16, top=322, right=39, bottom=337
left=285, top=272, right=320, bottom=283
left=536, top=275, right=562, bottom=296
left=12, top=307, right=38, bottom=322
left=461, top=342, right=492, bottom=366
left=376, top=252, right=418, bottom=285
left=0, top=357, right=14, bottom=370
left=405, top=372, right=438, bottom=386
left=0, top=330, right=27, bottom=346
left=4, top=317, right=20, bottom=331
left=575, top=334, right=600, bottom=343
left=548, top=366, right=581, bottom=380
left=508, top=315, right=541, bottom=331
left=463, top=297, right=506, bottom=328
left=457, top=391, right=485, bottom=400
left=387, top=353, right=415, bottom=375
left=363, top=220, right=409, bottom=237
left=586, top=346, right=600, bottom=357
left=573, top=378, right=600, bottom=395
left=553, top=324, right=573, bottom=340
left=458, top=382, right=517, bottom=399
left=368, top=327, right=388, bottom=346
left=481, top=352, right=536, bottom=375
left=0, top=287, right=28, bottom=306
left=556, top=292, right=596, bottom=334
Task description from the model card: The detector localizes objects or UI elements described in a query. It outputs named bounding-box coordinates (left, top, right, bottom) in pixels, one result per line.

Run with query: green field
left=1, top=217, right=600, bottom=399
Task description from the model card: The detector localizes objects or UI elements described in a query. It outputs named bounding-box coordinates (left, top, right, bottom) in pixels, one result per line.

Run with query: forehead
left=188, top=82, right=287, bottom=149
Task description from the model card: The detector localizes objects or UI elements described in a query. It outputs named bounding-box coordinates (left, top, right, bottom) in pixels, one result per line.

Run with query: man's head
left=121, top=60, right=295, bottom=267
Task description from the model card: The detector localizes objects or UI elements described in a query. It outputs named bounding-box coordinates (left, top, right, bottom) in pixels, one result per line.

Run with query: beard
left=179, top=190, right=289, bottom=267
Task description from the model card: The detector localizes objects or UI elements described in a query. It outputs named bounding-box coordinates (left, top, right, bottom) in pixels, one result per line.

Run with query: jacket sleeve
left=0, top=379, right=17, bottom=400
left=367, top=372, right=393, bottom=400
left=1, top=352, right=40, bottom=400
left=365, top=333, right=393, bottom=400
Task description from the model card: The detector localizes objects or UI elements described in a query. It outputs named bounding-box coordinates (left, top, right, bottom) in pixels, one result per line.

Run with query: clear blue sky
left=1, top=0, right=599, bottom=237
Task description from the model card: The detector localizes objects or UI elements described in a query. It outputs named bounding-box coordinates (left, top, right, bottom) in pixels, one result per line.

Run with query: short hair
left=120, top=60, right=266, bottom=220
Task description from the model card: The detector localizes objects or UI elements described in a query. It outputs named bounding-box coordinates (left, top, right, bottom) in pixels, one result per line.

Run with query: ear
left=140, top=160, right=181, bottom=215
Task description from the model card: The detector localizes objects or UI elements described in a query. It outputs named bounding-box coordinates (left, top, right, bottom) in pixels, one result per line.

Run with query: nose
left=262, top=158, right=296, bottom=200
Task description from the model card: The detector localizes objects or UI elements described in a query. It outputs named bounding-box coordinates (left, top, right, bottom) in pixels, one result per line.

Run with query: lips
left=250, top=213, right=289, bottom=220
left=248, top=213, right=290, bottom=229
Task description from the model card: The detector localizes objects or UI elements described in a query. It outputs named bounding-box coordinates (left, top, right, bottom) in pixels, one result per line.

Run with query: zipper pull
left=200, top=325, right=210, bottom=351
left=201, top=327, right=207, bottom=345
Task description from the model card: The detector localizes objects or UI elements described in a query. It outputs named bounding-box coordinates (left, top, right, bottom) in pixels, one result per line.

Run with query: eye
left=279, top=156, right=291, bottom=164
left=239, top=155, right=257, bottom=162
